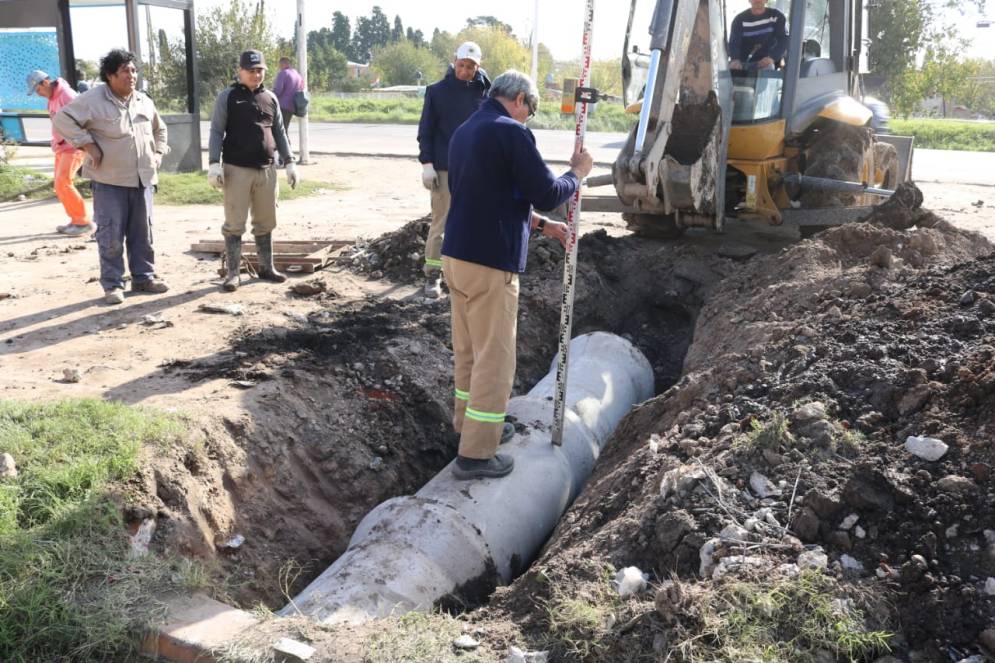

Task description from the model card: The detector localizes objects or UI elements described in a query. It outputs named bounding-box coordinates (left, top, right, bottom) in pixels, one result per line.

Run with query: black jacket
left=417, top=66, right=490, bottom=171
left=208, top=83, right=294, bottom=168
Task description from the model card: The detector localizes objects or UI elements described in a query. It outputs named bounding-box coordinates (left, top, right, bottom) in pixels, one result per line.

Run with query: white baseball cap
left=455, top=41, right=482, bottom=64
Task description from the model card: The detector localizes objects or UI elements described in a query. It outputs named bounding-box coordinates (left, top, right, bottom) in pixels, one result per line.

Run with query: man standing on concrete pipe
left=416, top=41, right=490, bottom=299
left=442, top=69, right=593, bottom=480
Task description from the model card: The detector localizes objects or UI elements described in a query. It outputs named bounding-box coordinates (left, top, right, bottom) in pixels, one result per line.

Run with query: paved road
left=19, top=116, right=995, bottom=186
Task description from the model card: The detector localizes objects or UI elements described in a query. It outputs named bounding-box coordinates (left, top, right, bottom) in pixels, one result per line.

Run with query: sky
left=67, top=0, right=995, bottom=65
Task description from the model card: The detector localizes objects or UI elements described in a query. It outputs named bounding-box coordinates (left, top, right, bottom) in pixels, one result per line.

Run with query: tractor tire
left=623, top=213, right=686, bottom=240
left=800, top=122, right=873, bottom=208
left=873, top=141, right=900, bottom=190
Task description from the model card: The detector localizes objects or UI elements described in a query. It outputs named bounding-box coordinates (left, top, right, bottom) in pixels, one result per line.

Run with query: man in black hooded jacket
left=416, top=41, right=491, bottom=299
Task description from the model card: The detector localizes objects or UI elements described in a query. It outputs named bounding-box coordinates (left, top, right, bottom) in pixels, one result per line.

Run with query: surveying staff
left=26, top=69, right=92, bottom=237
left=53, top=49, right=169, bottom=306
left=416, top=41, right=491, bottom=299
left=207, top=49, right=299, bottom=292
left=728, top=0, right=788, bottom=71
left=442, top=70, right=593, bottom=481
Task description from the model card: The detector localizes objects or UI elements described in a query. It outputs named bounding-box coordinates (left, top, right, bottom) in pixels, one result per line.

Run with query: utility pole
left=530, top=0, right=539, bottom=82
left=296, top=0, right=310, bottom=164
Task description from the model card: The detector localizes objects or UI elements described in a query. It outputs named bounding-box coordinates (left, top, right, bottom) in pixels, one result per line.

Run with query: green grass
left=890, top=118, right=995, bottom=152
left=308, top=95, right=637, bottom=133
left=363, top=611, right=496, bottom=662
left=673, top=571, right=893, bottom=662
left=0, top=399, right=211, bottom=662
left=0, top=165, right=53, bottom=202
left=145, top=171, right=337, bottom=206
left=737, top=412, right=794, bottom=452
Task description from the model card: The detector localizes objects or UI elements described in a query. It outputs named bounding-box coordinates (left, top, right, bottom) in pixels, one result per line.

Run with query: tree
left=430, top=29, right=458, bottom=63
left=456, top=26, right=530, bottom=79
left=958, top=58, right=995, bottom=117
left=370, top=40, right=443, bottom=86
left=465, top=16, right=513, bottom=35
left=406, top=27, right=425, bottom=48
left=75, top=58, right=99, bottom=82
left=392, top=15, right=404, bottom=42
left=195, top=0, right=280, bottom=106
left=331, top=11, right=351, bottom=56
left=307, top=27, right=348, bottom=91
left=351, top=7, right=392, bottom=63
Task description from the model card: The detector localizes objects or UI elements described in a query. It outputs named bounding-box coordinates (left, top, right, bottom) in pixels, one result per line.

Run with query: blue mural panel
left=0, top=29, right=60, bottom=111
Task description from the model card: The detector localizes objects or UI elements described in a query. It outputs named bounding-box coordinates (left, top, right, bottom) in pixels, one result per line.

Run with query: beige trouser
left=424, top=170, right=449, bottom=275
left=222, top=163, right=278, bottom=237
left=443, top=255, right=519, bottom=460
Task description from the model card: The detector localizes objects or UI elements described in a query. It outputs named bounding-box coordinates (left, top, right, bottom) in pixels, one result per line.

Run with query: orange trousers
left=54, top=150, right=89, bottom=225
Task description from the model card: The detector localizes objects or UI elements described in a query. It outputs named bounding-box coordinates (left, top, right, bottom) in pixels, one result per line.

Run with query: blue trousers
left=92, top=181, right=156, bottom=291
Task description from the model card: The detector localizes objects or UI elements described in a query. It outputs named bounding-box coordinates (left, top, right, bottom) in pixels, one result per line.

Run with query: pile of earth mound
left=486, top=205, right=995, bottom=661
left=337, top=217, right=431, bottom=284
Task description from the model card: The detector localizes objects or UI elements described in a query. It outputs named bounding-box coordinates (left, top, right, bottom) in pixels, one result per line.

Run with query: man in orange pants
left=27, top=70, right=92, bottom=236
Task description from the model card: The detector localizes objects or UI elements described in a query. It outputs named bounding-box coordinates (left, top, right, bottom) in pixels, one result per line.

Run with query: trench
left=143, top=225, right=712, bottom=612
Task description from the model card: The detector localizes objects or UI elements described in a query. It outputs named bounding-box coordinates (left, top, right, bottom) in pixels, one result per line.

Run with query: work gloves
left=422, top=163, right=438, bottom=190
left=207, top=162, right=224, bottom=188
left=286, top=161, right=299, bottom=189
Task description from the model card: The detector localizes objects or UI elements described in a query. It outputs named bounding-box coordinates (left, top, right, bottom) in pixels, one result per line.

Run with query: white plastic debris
left=750, top=471, right=782, bottom=498
left=854, top=526, right=866, bottom=539
left=660, top=464, right=706, bottom=499
left=904, top=435, right=948, bottom=461
left=614, top=566, right=649, bottom=598
left=197, top=302, right=244, bottom=316
left=273, top=637, right=315, bottom=661
left=223, top=534, right=245, bottom=550
left=839, top=513, right=859, bottom=530
left=648, top=434, right=662, bottom=454
left=699, top=538, right=720, bottom=577
left=712, top=555, right=768, bottom=579
left=453, top=634, right=480, bottom=650
left=840, top=554, right=865, bottom=572
left=505, top=646, right=550, bottom=663
left=0, top=452, right=16, bottom=479
left=62, top=368, right=82, bottom=383
left=129, top=518, right=156, bottom=558
left=985, top=577, right=995, bottom=596
left=798, top=549, right=829, bottom=570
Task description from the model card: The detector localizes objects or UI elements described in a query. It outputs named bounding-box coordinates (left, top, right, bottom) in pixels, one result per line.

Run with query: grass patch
left=0, top=399, right=211, bottom=662
left=0, top=164, right=53, bottom=202
left=308, top=95, right=637, bottom=133
left=154, top=171, right=338, bottom=206
left=672, top=571, right=892, bottom=662
left=890, top=118, right=995, bottom=151
left=543, top=579, right=624, bottom=661
left=737, top=412, right=794, bottom=452
left=363, top=611, right=495, bottom=662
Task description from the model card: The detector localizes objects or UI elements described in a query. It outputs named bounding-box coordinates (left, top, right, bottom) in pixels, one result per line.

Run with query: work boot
left=255, top=233, right=287, bottom=283
left=132, top=277, right=169, bottom=294
left=423, top=274, right=442, bottom=299
left=223, top=235, right=242, bottom=292
left=57, top=222, right=93, bottom=236
left=104, top=288, right=125, bottom=305
left=452, top=453, right=515, bottom=480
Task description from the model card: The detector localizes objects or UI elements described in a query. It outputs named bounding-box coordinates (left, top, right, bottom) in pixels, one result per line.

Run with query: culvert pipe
left=281, top=332, right=653, bottom=624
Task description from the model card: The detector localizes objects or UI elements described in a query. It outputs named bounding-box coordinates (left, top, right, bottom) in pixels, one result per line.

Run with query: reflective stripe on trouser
left=424, top=170, right=449, bottom=275
left=54, top=149, right=88, bottom=224
left=222, top=163, right=278, bottom=237
left=443, top=255, right=519, bottom=460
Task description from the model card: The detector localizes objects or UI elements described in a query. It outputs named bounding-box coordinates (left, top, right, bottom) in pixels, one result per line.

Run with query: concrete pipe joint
left=281, top=332, right=654, bottom=624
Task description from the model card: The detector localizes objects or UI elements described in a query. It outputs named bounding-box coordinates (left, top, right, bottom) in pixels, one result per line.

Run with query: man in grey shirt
left=54, top=49, right=169, bottom=305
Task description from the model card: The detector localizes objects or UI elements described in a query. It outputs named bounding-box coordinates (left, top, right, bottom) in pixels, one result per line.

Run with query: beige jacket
left=53, top=84, right=168, bottom=188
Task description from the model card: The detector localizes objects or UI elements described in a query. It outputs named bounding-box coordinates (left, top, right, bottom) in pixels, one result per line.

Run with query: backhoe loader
left=584, top=0, right=915, bottom=237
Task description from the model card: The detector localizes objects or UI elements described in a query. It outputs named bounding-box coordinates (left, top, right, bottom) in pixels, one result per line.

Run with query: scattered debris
left=985, top=578, right=995, bottom=596
left=614, top=566, right=649, bottom=598
left=141, top=313, right=174, bottom=329
left=749, top=471, right=782, bottom=498
left=197, top=302, right=244, bottom=316
left=290, top=279, right=326, bottom=296
left=839, top=554, right=865, bottom=572
left=798, top=548, right=829, bottom=570
left=272, top=637, right=315, bottom=661
left=230, top=380, right=256, bottom=389
left=505, top=646, right=549, bottom=663
left=0, top=452, right=17, bottom=479
left=936, top=475, right=975, bottom=494
left=452, top=634, right=480, bottom=650
left=220, top=534, right=245, bottom=551
left=839, top=513, right=860, bottom=530
left=62, top=368, right=81, bottom=383
left=904, top=435, right=949, bottom=461
left=129, top=518, right=156, bottom=558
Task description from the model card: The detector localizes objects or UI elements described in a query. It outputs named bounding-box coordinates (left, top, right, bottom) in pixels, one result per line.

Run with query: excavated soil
left=114, top=187, right=994, bottom=660
left=485, top=200, right=995, bottom=661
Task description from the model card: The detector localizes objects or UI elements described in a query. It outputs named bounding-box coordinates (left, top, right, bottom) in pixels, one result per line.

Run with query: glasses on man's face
left=526, top=96, right=538, bottom=119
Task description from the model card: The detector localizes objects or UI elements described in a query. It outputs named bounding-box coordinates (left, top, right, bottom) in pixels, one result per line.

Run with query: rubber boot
left=223, top=235, right=241, bottom=292
left=255, top=233, right=287, bottom=283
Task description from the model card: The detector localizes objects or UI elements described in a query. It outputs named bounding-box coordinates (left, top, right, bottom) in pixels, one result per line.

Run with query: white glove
left=207, top=162, right=224, bottom=188
left=286, top=161, right=299, bottom=189
left=421, top=163, right=438, bottom=190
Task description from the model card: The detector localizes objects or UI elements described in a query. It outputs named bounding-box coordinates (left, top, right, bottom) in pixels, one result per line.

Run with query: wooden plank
left=191, top=240, right=349, bottom=254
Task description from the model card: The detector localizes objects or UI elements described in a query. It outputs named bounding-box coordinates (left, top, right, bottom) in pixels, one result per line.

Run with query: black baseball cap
left=239, top=50, right=266, bottom=70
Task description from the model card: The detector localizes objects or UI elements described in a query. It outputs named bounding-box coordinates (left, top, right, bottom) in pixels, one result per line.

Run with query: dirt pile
left=489, top=212, right=995, bottom=660
left=337, top=217, right=431, bottom=283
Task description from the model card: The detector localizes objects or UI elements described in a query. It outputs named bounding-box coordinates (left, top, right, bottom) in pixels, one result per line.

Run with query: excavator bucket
left=612, top=0, right=733, bottom=231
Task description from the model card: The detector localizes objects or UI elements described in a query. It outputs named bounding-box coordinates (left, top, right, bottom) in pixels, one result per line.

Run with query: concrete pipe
left=281, top=332, right=653, bottom=624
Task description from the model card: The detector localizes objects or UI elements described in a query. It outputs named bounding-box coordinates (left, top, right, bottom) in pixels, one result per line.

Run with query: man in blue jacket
left=442, top=70, right=593, bottom=480
left=417, top=41, right=490, bottom=299
left=728, top=0, right=788, bottom=71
